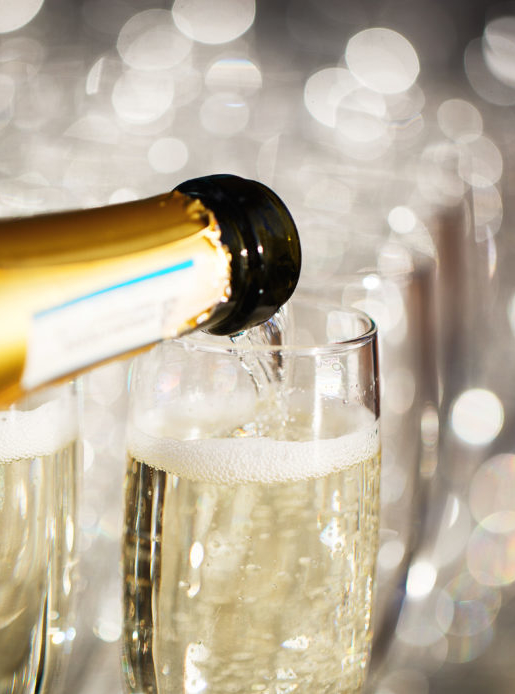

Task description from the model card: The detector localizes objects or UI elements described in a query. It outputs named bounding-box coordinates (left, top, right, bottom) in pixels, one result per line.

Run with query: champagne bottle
left=0, top=174, right=301, bottom=405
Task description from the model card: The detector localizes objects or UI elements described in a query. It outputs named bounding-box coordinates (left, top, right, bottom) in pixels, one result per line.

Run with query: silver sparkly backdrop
left=2, top=1, right=515, bottom=693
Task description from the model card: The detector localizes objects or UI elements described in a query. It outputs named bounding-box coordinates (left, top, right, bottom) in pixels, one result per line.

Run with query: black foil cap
left=176, top=174, right=301, bottom=335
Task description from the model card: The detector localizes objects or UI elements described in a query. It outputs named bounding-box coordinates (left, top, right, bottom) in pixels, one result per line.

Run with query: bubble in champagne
left=0, top=397, right=78, bottom=463
left=128, top=406, right=379, bottom=484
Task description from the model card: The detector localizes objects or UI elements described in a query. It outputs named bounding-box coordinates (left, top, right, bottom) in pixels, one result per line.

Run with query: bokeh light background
left=2, top=1, right=515, bottom=692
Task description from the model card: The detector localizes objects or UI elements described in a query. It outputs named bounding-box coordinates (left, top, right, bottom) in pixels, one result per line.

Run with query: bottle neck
left=0, top=190, right=232, bottom=406
left=0, top=190, right=209, bottom=266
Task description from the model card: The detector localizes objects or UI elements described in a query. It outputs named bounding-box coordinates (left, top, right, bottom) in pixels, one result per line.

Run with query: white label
left=22, top=259, right=206, bottom=390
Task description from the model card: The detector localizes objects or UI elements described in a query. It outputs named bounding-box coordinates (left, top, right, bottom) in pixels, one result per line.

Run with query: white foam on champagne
left=128, top=406, right=379, bottom=485
left=0, top=396, right=78, bottom=463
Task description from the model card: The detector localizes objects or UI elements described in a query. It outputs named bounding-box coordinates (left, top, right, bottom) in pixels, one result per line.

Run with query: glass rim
left=176, top=302, right=377, bottom=357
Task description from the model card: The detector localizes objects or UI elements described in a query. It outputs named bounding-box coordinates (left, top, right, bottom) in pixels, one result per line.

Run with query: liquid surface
left=127, top=405, right=378, bottom=485
left=0, top=396, right=77, bottom=463
left=123, top=416, right=380, bottom=694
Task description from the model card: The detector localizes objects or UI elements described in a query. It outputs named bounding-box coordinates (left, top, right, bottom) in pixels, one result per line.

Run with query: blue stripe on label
left=36, top=259, right=194, bottom=318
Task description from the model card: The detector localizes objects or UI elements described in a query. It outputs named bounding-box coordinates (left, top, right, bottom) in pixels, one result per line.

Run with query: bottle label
left=22, top=255, right=226, bottom=391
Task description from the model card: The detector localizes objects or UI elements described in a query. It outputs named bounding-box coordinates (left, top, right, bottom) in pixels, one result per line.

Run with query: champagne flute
left=122, top=298, right=380, bottom=694
left=0, top=382, right=80, bottom=694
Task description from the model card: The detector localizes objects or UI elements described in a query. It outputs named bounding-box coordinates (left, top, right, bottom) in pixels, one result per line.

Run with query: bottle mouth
left=175, top=174, right=301, bottom=336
